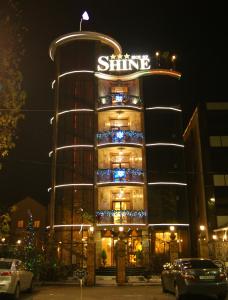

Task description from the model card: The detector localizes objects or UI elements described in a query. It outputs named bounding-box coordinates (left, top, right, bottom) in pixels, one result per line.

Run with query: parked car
left=161, top=258, right=228, bottom=300
left=0, top=258, right=34, bottom=299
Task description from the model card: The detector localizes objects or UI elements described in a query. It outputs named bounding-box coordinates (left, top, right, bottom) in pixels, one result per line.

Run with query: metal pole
left=79, top=18, right=82, bottom=31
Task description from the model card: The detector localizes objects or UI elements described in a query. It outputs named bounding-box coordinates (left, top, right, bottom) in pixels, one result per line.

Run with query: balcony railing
left=97, top=168, right=144, bottom=183
left=97, top=94, right=143, bottom=109
left=97, top=130, right=144, bottom=145
left=96, top=210, right=146, bottom=224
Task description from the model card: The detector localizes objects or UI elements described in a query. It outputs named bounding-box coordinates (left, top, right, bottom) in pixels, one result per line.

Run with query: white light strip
left=48, top=183, right=94, bottom=191
left=50, top=109, right=94, bottom=124
left=96, top=223, right=147, bottom=227
left=49, top=145, right=94, bottom=156
left=97, top=105, right=142, bottom=111
left=55, top=33, right=85, bottom=44
left=51, top=70, right=94, bottom=89
left=95, top=69, right=181, bottom=81
left=46, top=224, right=92, bottom=229
left=49, top=32, right=122, bottom=61
left=148, top=182, right=187, bottom=186
left=97, top=182, right=144, bottom=186
left=146, top=143, right=184, bottom=148
left=146, top=106, right=182, bottom=112
left=148, top=223, right=189, bottom=227
left=214, top=226, right=228, bottom=232
left=97, top=142, right=143, bottom=147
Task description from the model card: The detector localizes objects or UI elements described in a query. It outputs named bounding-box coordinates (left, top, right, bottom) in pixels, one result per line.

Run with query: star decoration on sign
left=117, top=54, right=123, bottom=59
left=110, top=54, right=116, bottom=60
left=124, top=53, right=130, bottom=59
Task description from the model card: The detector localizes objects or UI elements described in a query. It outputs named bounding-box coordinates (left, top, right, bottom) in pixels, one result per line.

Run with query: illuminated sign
left=97, top=54, right=151, bottom=72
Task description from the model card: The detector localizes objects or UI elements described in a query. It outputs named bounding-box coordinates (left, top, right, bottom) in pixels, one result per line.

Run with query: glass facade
left=49, top=32, right=190, bottom=269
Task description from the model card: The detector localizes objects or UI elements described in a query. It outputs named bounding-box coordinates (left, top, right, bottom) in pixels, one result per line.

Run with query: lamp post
left=169, top=226, right=178, bottom=263
left=171, top=55, right=176, bottom=70
left=79, top=11, right=89, bottom=31
left=199, top=225, right=209, bottom=257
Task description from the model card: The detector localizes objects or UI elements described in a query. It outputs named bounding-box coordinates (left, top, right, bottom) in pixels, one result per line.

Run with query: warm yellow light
left=171, top=55, right=176, bottom=61
left=200, top=225, right=205, bottom=231
left=155, top=51, right=160, bottom=57
left=17, top=240, right=22, bottom=245
left=210, top=197, right=215, bottom=202
left=212, top=234, right=217, bottom=240
left=1, top=238, right=5, bottom=243
left=119, top=226, right=124, bottom=232
left=170, top=225, right=175, bottom=232
left=89, top=226, right=94, bottom=233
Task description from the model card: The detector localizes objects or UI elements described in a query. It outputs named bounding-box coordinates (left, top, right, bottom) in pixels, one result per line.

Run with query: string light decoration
left=97, top=130, right=144, bottom=144
left=23, top=211, right=37, bottom=273
left=96, top=210, right=146, bottom=218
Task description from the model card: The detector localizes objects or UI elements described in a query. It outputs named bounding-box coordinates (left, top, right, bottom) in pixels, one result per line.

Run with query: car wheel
left=28, top=278, right=34, bottom=292
left=175, top=284, right=181, bottom=300
left=13, top=283, right=20, bottom=300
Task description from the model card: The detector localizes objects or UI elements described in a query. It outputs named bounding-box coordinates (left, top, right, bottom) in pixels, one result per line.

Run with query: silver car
left=161, top=258, right=228, bottom=300
left=0, top=258, right=34, bottom=299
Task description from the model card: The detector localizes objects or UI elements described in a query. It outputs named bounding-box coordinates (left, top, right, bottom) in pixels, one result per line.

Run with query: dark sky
left=0, top=0, right=227, bottom=207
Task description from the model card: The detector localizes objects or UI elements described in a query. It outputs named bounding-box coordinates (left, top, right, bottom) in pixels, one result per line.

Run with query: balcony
left=97, top=94, right=142, bottom=110
left=97, top=130, right=144, bottom=146
left=96, top=210, right=146, bottom=224
left=97, top=168, right=144, bottom=184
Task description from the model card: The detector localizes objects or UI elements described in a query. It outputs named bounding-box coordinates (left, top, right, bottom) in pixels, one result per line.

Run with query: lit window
left=34, top=220, right=40, bottom=228
left=210, top=136, right=228, bottom=147
left=206, top=102, right=228, bottom=110
left=210, top=136, right=221, bottom=147
left=221, top=136, right=228, bottom=147
left=213, top=175, right=226, bottom=186
left=17, top=220, right=24, bottom=228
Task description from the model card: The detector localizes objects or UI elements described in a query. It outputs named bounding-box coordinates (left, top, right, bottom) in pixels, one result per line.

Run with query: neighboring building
left=183, top=102, right=228, bottom=257
left=49, top=31, right=190, bottom=268
left=10, top=196, right=47, bottom=246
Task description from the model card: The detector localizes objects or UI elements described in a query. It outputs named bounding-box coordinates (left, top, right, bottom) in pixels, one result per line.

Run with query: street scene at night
left=0, top=1, right=228, bottom=299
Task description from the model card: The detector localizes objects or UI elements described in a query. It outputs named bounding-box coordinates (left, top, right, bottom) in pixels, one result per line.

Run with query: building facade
left=184, top=102, right=228, bottom=258
left=49, top=31, right=190, bottom=269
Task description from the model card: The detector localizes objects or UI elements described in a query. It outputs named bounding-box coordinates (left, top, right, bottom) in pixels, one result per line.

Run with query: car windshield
left=182, top=260, right=219, bottom=269
left=0, top=261, right=12, bottom=269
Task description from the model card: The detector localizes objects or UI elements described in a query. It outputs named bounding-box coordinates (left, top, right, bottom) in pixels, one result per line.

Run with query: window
left=210, top=136, right=221, bottom=147
left=17, top=220, right=24, bottom=228
left=111, top=153, right=130, bottom=168
left=206, top=102, right=228, bottom=110
left=34, top=220, right=40, bottom=228
left=210, top=136, right=228, bottom=147
left=222, top=136, right=228, bottom=146
left=213, top=175, right=228, bottom=186
left=110, top=118, right=129, bottom=130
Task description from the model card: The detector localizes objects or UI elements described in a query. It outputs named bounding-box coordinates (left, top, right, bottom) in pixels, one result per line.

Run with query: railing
left=97, top=94, right=143, bottom=109
left=97, top=168, right=144, bottom=183
left=96, top=210, right=146, bottom=224
left=97, top=130, right=144, bottom=145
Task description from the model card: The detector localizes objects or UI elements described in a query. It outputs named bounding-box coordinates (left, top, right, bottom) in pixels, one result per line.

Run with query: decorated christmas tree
left=23, top=210, right=43, bottom=278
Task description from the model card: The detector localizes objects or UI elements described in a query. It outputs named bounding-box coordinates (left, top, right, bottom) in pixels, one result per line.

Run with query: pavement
left=40, top=275, right=161, bottom=287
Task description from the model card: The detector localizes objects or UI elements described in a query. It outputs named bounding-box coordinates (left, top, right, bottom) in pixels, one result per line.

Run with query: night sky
left=0, top=0, right=227, bottom=207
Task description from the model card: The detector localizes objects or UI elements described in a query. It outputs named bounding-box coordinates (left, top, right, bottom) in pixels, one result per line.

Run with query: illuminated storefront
left=49, top=31, right=190, bottom=269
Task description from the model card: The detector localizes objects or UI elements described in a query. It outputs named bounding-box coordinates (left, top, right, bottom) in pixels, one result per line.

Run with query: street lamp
left=171, top=54, right=176, bottom=70
left=169, top=226, right=176, bottom=241
left=79, top=11, right=89, bottom=31
left=155, top=51, right=160, bottom=67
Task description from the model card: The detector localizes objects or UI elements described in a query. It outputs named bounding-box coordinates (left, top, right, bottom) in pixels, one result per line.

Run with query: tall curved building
left=49, top=31, right=189, bottom=268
